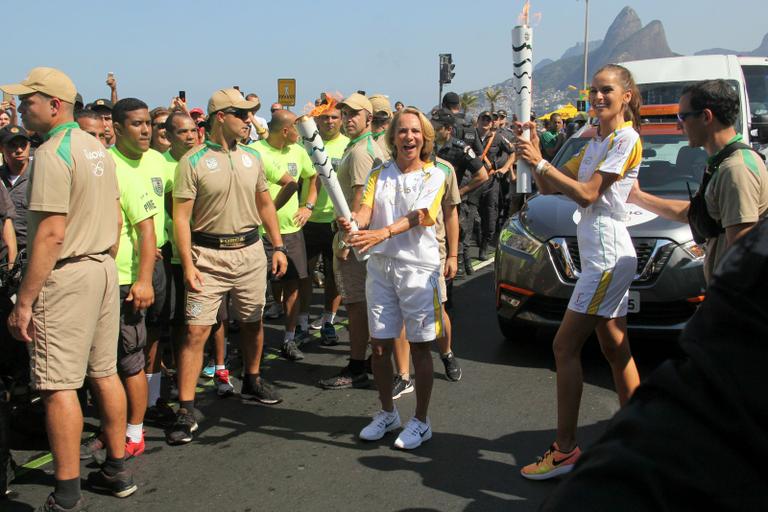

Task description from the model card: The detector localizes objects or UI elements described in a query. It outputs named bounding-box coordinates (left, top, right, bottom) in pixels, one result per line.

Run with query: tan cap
left=0, top=67, right=77, bottom=104
left=207, top=88, right=260, bottom=115
left=339, top=93, right=372, bottom=113
left=368, top=94, right=393, bottom=118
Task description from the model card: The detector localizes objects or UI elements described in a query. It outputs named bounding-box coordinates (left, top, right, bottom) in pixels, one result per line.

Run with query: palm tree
left=484, top=88, right=504, bottom=112
left=460, top=92, right=478, bottom=112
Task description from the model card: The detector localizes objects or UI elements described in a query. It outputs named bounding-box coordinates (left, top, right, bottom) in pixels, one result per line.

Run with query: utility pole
left=582, top=0, right=590, bottom=90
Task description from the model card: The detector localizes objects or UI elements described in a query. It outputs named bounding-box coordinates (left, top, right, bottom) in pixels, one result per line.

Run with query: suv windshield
left=552, top=133, right=705, bottom=195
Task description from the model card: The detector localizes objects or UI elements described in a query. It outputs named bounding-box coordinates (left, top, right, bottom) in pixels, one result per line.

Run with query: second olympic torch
left=295, top=111, right=368, bottom=262
left=512, top=2, right=533, bottom=193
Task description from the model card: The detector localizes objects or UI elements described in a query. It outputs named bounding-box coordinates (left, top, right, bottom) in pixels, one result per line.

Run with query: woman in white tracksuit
left=515, top=64, right=643, bottom=480
left=339, top=107, right=446, bottom=451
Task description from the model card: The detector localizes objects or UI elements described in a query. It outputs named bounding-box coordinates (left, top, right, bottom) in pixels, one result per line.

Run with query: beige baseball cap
left=339, top=93, right=372, bottom=113
left=368, top=94, right=393, bottom=118
left=207, top=88, right=260, bottom=115
left=1, top=67, right=77, bottom=104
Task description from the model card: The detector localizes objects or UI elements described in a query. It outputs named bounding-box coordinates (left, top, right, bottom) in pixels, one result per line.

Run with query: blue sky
left=3, top=0, right=765, bottom=113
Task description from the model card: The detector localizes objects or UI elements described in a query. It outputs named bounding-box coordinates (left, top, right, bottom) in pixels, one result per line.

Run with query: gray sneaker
left=281, top=340, right=304, bottom=361
left=441, top=351, right=463, bottom=382
left=37, top=494, right=86, bottom=512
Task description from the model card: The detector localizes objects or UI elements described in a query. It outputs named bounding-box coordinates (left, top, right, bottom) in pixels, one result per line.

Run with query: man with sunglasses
left=170, top=88, right=287, bottom=445
left=628, top=79, right=768, bottom=281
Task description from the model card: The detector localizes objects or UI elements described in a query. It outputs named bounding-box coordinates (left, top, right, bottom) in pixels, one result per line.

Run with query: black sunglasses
left=221, top=109, right=250, bottom=120
left=676, top=110, right=703, bottom=122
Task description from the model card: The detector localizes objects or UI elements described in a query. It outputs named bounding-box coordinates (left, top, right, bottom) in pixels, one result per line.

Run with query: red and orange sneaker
left=520, top=442, right=581, bottom=480
left=125, top=433, right=145, bottom=459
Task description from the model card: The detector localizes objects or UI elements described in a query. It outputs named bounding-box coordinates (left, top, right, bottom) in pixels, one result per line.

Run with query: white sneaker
left=359, top=409, right=401, bottom=441
left=310, top=317, right=324, bottom=330
left=394, top=417, right=432, bottom=450
left=264, top=302, right=283, bottom=319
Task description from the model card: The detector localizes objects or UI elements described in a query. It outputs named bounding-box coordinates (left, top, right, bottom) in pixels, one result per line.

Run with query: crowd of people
left=1, top=63, right=767, bottom=511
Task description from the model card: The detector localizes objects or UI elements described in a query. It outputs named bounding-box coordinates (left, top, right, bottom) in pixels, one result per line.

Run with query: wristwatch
left=274, top=245, right=288, bottom=254
left=304, top=202, right=315, bottom=211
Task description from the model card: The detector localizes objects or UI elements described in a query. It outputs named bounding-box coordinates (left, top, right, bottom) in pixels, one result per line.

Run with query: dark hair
left=75, top=109, right=102, bottom=122
left=112, top=98, right=149, bottom=125
left=682, top=79, right=739, bottom=127
left=163, top=111, right=194, bottom=135
left=594, top=64, right=642, bottom=133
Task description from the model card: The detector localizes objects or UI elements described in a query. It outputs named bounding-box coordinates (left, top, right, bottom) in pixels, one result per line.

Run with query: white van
left=621, top=55, right=768, bottom=146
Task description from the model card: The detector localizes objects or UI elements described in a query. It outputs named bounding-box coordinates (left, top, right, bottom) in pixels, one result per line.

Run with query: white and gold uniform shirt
left=361, top=160, right=446, bottom=269
left=563, top=120, right=642, bottom=218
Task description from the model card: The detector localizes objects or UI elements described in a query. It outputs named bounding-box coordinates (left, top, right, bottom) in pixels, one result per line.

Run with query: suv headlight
left=499, top=217, right=543, bottom=255
left=682, top=240, right=706, bottom=261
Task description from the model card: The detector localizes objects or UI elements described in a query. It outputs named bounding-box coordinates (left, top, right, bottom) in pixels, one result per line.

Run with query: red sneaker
left=125, top=432, right=145, bottom=459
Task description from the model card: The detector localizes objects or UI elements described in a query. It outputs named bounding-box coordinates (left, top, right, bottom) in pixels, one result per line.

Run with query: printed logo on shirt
left=83, top=148, right=105, bottom=160
left=206, top=157, right=219, bottom=171
left=91, top=160, right=105, bottom=177
left=287, top=162, right=298, bottom=177
left=151, top=177, right=163, bottom=196
left=242, top=154, right=253, bottom=168
left=144, top=199, right=157, bottom=213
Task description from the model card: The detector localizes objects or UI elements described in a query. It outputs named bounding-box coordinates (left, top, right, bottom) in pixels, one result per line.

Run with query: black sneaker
left=281, top=340, right=304, bottom=361
left=319, top=367, right=370, bottom=390
left=241, top=376, right=282, bottom=405
left=392, top=375, right=415, bottom=399
left=441, top=352, right=463, bottom=382
left=145, top=398, right=176, bottom=427
left=86, top=467, right=138, bottom=498
left=165, top=408, right=198, bottom=445
left=36, top=494, right=86, bottom=512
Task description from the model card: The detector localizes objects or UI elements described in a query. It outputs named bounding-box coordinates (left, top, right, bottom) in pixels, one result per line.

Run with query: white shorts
left=365, top=255, right=444, bottom=342
left=568, top=214, right=636, bottom=318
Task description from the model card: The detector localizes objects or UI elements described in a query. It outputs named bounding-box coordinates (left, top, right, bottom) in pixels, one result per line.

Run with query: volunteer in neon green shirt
left=250, top=109, right=316, bottom=362
left=298, top=104, right=348, bottom=346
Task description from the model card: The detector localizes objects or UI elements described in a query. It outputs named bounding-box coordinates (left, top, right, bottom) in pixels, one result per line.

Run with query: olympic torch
left=296, top=102, right=368, bottom=261
left=512, top=1, right=533, bottom=193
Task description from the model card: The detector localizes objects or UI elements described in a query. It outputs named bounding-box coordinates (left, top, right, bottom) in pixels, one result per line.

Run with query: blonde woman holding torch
left=339, top=107, right=446, bottom=450
left=515, top=64, right=643, bottom=480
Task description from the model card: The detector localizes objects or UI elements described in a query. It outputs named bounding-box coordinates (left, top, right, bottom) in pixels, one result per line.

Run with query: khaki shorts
left=185, top=241, right=267, bottom=325
left=333, top=250, right=367, bottom=305
left=29, top=254, right=119, bottom=390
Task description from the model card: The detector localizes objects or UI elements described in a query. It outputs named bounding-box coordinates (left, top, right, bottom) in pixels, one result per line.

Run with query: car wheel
left=497, top=315, right=538, bottom=342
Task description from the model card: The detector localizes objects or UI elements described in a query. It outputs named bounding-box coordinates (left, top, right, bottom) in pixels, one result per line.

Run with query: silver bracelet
left=535, top=159, right=549, bottom=175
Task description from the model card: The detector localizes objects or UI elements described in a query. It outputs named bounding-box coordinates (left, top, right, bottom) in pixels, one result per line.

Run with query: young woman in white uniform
left=515, top=64, right=643, bottom=480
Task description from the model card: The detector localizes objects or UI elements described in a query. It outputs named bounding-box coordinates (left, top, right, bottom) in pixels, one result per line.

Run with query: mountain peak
left=601, top=6, right=642, bottom=53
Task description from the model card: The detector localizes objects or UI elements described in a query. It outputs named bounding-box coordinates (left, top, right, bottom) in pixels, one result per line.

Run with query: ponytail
left=595, top=64, right=642, bottom=134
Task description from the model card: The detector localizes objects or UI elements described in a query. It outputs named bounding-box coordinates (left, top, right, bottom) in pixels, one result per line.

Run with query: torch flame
left=518, top=0, right=530, bottom=26
left=305, top=91, right=344, bottom=117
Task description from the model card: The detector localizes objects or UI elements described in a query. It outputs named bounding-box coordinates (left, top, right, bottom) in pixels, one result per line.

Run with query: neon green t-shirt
left=301, top=133, right=349, bottom=223
left=162, top=150, right=181, bottom=264
left=109, top=146, right=170, bottom=248
left=250, top=140, right=316, bottom=235
left=115, top=166, right=159, bottom=285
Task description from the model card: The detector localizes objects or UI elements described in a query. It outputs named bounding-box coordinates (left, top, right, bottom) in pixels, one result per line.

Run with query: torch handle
left=516, top=126, right=533, bottom=193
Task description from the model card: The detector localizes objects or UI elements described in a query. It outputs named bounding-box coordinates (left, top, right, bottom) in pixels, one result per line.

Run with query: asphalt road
left=5, top=264, right=678, bottom=512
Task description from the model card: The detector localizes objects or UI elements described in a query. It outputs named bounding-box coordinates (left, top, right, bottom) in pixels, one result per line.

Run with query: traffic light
left=439, top=53, right=455, bottom=84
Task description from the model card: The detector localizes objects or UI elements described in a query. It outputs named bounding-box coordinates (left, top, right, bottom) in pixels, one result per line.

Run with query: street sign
left=277, top=78, right=296, bottom=106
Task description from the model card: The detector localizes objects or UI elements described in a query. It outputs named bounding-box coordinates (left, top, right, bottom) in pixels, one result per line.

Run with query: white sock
left=298, top=313, right=309, bottom=331
left=126, top=423, right=143, bottom=443
left=284, top=331, right=295, bottom=343
left=146, top=372, right=161, bottom=407
left=323, top=311, right=336, bottom=324
left=215, top=365, right=226, bottom=372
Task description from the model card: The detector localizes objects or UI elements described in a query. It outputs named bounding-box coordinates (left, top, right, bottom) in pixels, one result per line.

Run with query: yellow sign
left=277, top=78, right=296, bottom=106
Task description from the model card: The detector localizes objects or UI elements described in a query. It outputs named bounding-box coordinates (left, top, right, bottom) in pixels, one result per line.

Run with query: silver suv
left=495, top=120, right=707, bottom=339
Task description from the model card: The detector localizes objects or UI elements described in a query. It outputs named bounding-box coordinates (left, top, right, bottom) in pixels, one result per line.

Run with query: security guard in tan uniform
left=169, top=88, right=287, bottom=446
left=3, top=67, right=137, bottom=510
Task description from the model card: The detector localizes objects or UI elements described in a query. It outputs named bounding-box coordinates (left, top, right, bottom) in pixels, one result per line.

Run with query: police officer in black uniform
left=431, top=109, right=489, bottom=275
left=441, top=92, right=474, bottom=145
left=468, top=111, right=515, bottom=261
